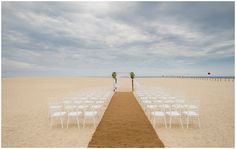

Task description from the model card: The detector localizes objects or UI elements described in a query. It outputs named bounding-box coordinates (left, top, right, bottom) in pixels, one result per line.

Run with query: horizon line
left=2, top=75, right=235, bottom=78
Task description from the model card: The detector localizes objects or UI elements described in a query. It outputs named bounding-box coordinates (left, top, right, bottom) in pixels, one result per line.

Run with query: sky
left=2, top=1, right=235, bottom=77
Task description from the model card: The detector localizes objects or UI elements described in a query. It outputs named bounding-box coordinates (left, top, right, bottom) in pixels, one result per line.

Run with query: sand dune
left=2, top=77, right=234, bottom=147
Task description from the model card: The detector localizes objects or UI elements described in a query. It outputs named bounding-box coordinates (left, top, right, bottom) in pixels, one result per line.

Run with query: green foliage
left=130, top=72, right=135, bottom=91
left=112, top=72, right=117, bottom=79
left=112, top=72, right=117, bottom=83
left=130, top=72, right=135, bottom=79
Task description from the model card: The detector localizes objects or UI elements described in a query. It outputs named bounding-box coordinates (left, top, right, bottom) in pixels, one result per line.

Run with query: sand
left=136, top=78, right=235, bottom=147
left=88, top=92, right=164, bottom=147
left=2, top=77, right=113, bottom=147
left=2, top=77, right=234, bottom=147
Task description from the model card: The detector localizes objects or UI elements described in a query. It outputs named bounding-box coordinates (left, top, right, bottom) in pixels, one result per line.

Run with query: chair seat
left=151, top=111, right=165, bottom=116
left=147, top=105, right=157, bottom=109
left=183, top=111, right=198, bottom=116
left=62, top=101, right=71, bottom=104
left=64, top=105, right=77, bottom=110
left=68, top=111, right=82, bottom=117
left=49, top=105, right=62, bottom=109
left=84, top=111, right=98, bottom=117
left=96, top=101, right=105, bottom=104
left=73, top=101, right=83, bottom=104
left=142, top=100, right=151, bottom=103
left=172, top=104, right=186, bottom=109
left=85, top=101, right=94, bottom=104
left=159, top=104, right=170, bottom=108
left=141, top=97, right=148, bottom=99
left=164, top=100, right=174, bottom=104
left=166, top=111, right=180, bottom=116
left=149, top=97, right=157, bottom=100
left=92, top=105, right=103, bottom=109
left=77, top=105, right=89, bottom=109
left=175, top=100, right=185, bottom=104
left=189, top=105, right=198, bottom=109
left=153, top=100, right=162, bottom=103
left=52, top=112, right=66, bottom=117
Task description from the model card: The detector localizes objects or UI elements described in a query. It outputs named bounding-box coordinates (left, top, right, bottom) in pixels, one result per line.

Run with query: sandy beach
left=2, top=77, right=234, bottom=147
left=137, top=78, right=234, bottom=147
left=2, top=77, right=112, bottom=147
left=2, top=1, right=234, bottom=148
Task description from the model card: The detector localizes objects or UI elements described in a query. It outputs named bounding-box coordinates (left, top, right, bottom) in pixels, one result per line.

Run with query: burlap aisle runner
left=88, top=92, right=164, bottom=147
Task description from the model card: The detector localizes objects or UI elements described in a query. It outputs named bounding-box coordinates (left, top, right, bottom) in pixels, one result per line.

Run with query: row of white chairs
left=48, top=89, right=113, bottom=129
left=135, top=89, right=201, bottom=129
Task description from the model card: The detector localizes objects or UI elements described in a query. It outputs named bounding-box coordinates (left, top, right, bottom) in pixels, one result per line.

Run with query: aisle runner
left=88, top=92, right=164, bottom=147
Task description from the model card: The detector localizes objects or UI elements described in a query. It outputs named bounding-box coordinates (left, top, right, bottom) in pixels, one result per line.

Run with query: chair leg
left=83, top=118, right=86, bottom=128
left=169, top=116, right=172, bottom=128
left=187, top=116, right=189, bottom=129
left=93, top=117, right=96, bottom=128
left=76, top=117, right=80, bottom=129
left=198, top=116, right=201, bottom=128
left=97, top=111, right=100, bottom=119
left=154, top=116, right=156, bottom=128
left=50, top=118, right=53, bottom=128
left=179, top=116, right=183, bottom=128
left=149, top=111, right=152, bottom=120
left=60, top=117, right=63, bottom=128
left=67, top=117, right=69, bottom=128
left=164, top=116, right=167, bottom=128
left=152, top=115, right=155, bottom=126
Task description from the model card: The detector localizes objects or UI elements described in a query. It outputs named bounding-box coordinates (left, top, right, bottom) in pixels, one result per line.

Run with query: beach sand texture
left=137, top=78, right=234, bottom=147
left=2, top=77, right=112, bottom=147
left=2, top=77, right=234, bottom=147
left=88, top=92, right=164, bottom=147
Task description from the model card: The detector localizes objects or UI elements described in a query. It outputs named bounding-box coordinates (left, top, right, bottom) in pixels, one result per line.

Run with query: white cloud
left=2, top=57, right=35, bottom=70
left=2, top=2, right=234, bottom=76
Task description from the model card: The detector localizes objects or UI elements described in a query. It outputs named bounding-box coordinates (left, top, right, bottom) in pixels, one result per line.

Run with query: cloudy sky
left=2, top=2, right=235, bottom=76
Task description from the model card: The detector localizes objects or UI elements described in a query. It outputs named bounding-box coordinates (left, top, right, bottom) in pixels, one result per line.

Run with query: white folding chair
left=172, top=98, right=187, bottom=112
left=96, top=100, right=106, bottom=106
left=83, top=106, right=98, bottom=128
left=141, top=100, right=152, bottom=111
left=84, top=100, right=95, bottom=105
left=150, top=105, right=167, bottom=128
left=183, top=100, right=201, bottom=128
left=158, top=100, right=171, bottom=113
left=76, top=104, right=89, bottom=114
left=49, top=106, right=66, bottom=128
left=91, top=104, right=104, bottom=117
left=73, top=100, right=83, bottom=104
left=65, top=105, right=82, bottom=128
left=166, top=101, right=183, bottom=128
left=48, top=100, right=62, bottom=118
left=146, top=104, right=157, bottom=118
